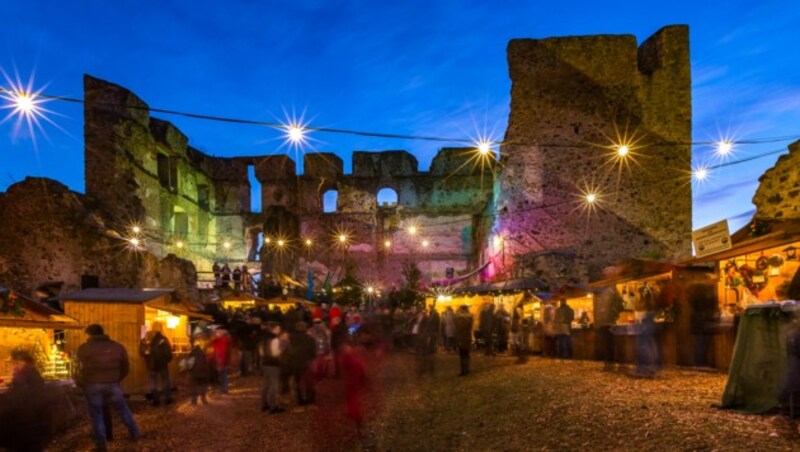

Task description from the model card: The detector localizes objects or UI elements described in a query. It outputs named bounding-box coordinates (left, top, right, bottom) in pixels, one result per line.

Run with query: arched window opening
left=377, top=187, right=398, bottom=207
left=323, top=190, right=338, bottom=213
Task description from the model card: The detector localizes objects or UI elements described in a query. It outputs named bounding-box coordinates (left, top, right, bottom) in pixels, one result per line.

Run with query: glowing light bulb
left=437, top=295, right=446, bottom=302
left=477, top=141, right=492, bottom=155
left=175, top=240, right=184, bottom=249
left=265, top=237, right=271, bottom=244
left=617, top=145, right=629, bottom=157
left=339, top=234, right=348, bottom=243
left=132, top=226, right=141, bottom=234
left=223, top=241, right=232, bottom=249
left=408, top=226, right=418, bottom=235
left=422, top=240, right=430, bottom=248
left=384, top=240, right=392, bottom=249
left=693, top=167, right=709, bottom=181
left=367, top=286, right=374, bottom=294
left=585, top=193, right=597, bottom=204
left=14, top=92, right=34, bottom=113
left=287, top=125, right=304, bottom=143
left=130, top=238, right=140, bottom=247
left=277, top=239, right=285, bottom=247
left=305, top=239, right=312, bottom=247
left=716, top=141, right=733, bottom=156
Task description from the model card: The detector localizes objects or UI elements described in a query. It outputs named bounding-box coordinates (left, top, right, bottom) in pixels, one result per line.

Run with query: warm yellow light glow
left=421, top=240, right=430, bottom=248
left=132, top=226, right=141, bottom=234
left=617, top=144, right=629, bottom=157
left=305, top=239, right=312, bottom=247
left=13, top=91, right=34, bottom=113
left=437, top=294, right=446, bottom=302
left=223, top=241, right=232, bottom=249
left=277, top=239, right=285, bottom=247
left=130, top=237, right=140, bottom=247
left=408, top=225, right=418, bottom=235
left=477, top=141, right=492, bottom=155
left=339, top=234, right=348, bottom=243
left=585, top=193, right=597, bottom=204
left=367, top=286, right=375, bottom=294
left=265, top=237, right=272, bottom=244
left=384, top=240, right=392, bottom=248
left=166, top=315, right=180, bottom=329
left=493, top=235, right=503, bottom=249
left=175, top=240, right=184, bottom=249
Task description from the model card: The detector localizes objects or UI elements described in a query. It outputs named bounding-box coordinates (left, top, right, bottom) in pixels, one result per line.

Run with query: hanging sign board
left=692, top=220, right=732, bottom=258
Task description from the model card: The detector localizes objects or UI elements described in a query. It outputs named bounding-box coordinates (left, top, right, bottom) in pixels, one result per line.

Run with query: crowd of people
left=210, top=263, right=251, bottom=291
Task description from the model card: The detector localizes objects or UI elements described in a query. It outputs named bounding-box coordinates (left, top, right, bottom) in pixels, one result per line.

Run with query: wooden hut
left=62, top=288, right=211, bottom=395
left=0, top=288, right=81, bottom=382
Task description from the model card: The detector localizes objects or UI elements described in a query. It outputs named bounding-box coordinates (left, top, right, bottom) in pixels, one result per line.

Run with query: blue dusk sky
left=1, top=1, right=799, bottom=232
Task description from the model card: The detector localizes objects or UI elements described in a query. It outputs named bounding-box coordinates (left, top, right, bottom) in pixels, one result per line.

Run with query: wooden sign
left=692, top=220, right=732, bottom=258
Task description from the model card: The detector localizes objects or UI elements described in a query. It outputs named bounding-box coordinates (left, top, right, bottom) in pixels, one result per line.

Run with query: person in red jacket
left=329, top=303, right=342, bottom=329
left=210, top=328, right=232, bottom=394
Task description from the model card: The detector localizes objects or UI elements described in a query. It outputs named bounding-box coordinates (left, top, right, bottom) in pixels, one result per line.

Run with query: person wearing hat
left=76, top=324, right=140, bottom=450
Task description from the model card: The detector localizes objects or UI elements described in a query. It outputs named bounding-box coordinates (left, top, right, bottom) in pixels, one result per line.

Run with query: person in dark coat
left=418, top=306, right=440, bottom=375
left=454, top=306, right=474, bottom=376
left=187, top=335, right=211, bottom=405
left=0, top=349, right=54, bottom=451
left=479, top=304, right=496, bottom=355
left=140, top=321, right=174, bottom=406
left=77, top=324, right=140, bottom=451
left=289, top=321, right=318, bottom=407
left=330, top=316, right=348, bottom=378
left=689, top=284, right=719, bottom=367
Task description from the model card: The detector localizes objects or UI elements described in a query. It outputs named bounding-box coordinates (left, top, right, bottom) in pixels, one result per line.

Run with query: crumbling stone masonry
left=83, top=76, right=493, bottom=289
left=752, top=140, right=800, bottom=220
left=493, top=25, right=693, bottom=284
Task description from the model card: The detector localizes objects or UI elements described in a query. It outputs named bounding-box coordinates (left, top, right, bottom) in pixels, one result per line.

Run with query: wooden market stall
left=545, top=287, right=596, bottom=360
left=686, top=220, right=800, bottom=370
left=62, top=288, right=211, bottom=395
left=590, top=260, right=716, bottom=367
left=0, top=288, right=81, bottom=384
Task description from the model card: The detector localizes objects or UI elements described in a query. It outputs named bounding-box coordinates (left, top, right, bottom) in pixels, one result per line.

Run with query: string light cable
left=1, top=86, right=799, bottom=150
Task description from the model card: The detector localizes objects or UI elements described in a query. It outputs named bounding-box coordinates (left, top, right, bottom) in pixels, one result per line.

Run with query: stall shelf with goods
left=62, top=288, right=211, bottom=395
left=0, top=288, right=81, bottom=385
left=590, top=260, right=716, bottom=367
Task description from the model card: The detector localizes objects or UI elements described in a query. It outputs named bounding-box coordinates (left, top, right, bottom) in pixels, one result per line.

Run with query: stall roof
left=62, top=288, right=175, bottom=303
left=219, top=292, right=269, bottom=304
left=263, top=295, right=316, bottom=307
left=589, top=259, right=680, bottom=288
left=0, top=287, right=82, bottom=329
left=684, top=220, right=800, bottom=264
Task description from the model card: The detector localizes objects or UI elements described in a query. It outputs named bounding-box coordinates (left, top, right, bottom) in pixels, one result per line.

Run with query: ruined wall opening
left=323, top=190, right=338, bottom=213
left=173, top=206, right=189, bottom=237
left=377, top=187, right=399, bottom=207
left=157, top=154, right=179, bottom=191
left=197, top=184, right=210, bottom=210
left=248, top=165, right=261, bottom=213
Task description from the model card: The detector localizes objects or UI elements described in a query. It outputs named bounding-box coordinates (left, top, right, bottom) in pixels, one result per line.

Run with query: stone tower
left=494, top=25, right=692, bottom=283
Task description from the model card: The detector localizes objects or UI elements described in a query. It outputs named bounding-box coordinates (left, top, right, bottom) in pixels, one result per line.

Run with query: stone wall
left=494, top=25, right=693, bottom=283
left=0, top=178, right=198, bottom=301
left=83, top=76, right=494, bottom=289
left=752, top=140, right=800, bottom=219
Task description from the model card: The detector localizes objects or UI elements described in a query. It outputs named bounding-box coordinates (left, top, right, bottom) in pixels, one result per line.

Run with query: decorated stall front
left=219, top=292, right=269, bottom=311
left=590, top=260, right=716, bottom=367
left=263, top=295, right=316, bottom=312
left=63, top=288, right=211, bottom=395
left=0, top=288, right=81, bottom=386
left=687, top=220, right=800, bottom=371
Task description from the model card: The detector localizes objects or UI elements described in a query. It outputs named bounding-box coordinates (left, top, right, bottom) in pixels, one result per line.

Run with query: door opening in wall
left=323, top=190, right=338, bottom=213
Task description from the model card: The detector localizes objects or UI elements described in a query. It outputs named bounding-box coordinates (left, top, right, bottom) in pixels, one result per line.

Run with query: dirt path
left=51, top=353, right=799, bottom=451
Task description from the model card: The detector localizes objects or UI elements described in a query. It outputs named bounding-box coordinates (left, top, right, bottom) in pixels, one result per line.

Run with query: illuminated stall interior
left=0, top=288, right=81, bottom=383
left=219, top=292, right=269, bottom=311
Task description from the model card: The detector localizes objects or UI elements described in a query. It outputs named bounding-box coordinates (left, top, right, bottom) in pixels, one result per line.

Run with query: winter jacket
left=454, top=311, right=474, bottom=349
left=211, top=335, right=232, bottom=369
left=140, top=332, right=173, bottom=371
left=442, top=310, right=456, bottom=338
left=77, top=335, right=130, bottom=384
left=258, top=332, right=285, bottom=368
left=309, top=324, right=331, bottom=355
left=11, top=363, right=44, bottom=390
left=554, top=304, right=575, bottom=336
left=289, top=332, right=317, bottom=371
left=188, top=345, right=211, bottom=382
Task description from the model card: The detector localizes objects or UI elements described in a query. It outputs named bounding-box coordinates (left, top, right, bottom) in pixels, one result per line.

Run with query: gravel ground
left=51, top=352, right=799, bottom=451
